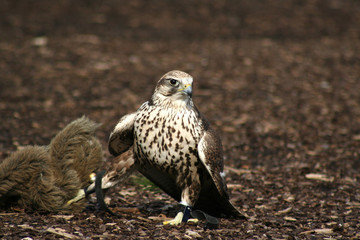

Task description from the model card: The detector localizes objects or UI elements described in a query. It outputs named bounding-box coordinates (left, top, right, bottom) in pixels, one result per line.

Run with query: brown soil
left=1, top=0, right=360, bottom=239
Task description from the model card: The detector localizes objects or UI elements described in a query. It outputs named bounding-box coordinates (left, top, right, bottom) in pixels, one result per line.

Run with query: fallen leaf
left=148, top=214, right=171, bottom=221
left=0, top=213, right=19, bottom=216
left=185, top=230, right=202, bottom=238
left=275, top=207, right=292, bottom=215
left=352, top=134, right=360, bottom=140
left=113, top=207, right=140, bottom=213
left=305, top=173, right=334, bottom=182
left=300, top=228, right=334, bottom=235
left=225, top=166, right=254, bottom=175
left=46, top=227, right=79, bottom=239
left=31, top=36, right=48, bottom=47
left=118, top=190, right=137, bottom=196
left=222, top=126, right=236, bottom=133
left=284, top=195, right=295, bottom=202
left=306, top=150, right=318, bottom=156
left=51, top=214, right=74, bottom=220
left=105, top=223, right=117, bottom=226
left=227, top=184, right=243, bottom=189
left=136, top=216, right=152, bottom=223
left=284, top=216, right=297, bottom=222
left=18, top=224, right=36, bottom=231
left=233, top=114, right=248, bottom=125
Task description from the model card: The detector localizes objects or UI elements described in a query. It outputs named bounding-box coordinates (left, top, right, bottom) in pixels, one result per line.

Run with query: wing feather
left=108, top=112, right=137, bottom=156
left=197, top=128, right=244, bottom=218
left=197, top=128, right=227, bottom=197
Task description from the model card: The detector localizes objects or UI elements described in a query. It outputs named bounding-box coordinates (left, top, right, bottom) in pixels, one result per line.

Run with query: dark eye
left=169, top=78, right=178, bottom=86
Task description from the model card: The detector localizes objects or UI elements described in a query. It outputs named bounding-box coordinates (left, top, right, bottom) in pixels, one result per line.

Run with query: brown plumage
left=108, top=70, right=244, bottom=224
left=99, top=148, right=135, bottom=191
left=0, top=117, right=103, bottom=212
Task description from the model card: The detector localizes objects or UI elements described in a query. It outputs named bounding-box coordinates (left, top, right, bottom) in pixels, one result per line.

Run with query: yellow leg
left=163, top=212, right=199, bottom=225
left=66, top=172, right=97, bottom=206
left=163, top=212, right=184, bottom=225
left=187, top=219, right=199, bottom=223
left=66, top=189, right=85, bottom=205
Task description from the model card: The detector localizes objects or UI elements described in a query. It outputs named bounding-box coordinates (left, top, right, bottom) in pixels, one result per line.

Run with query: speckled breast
left=133, top=102, right=202, bottom=174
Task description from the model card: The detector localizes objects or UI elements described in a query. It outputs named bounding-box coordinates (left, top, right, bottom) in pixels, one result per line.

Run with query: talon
left=187, top=218, right=199, bottom=223
left=66, top=189, right=85, bottom=205
left=163, top=212, right=184, bottom=225
left=163, top=205, right=195, bottom=225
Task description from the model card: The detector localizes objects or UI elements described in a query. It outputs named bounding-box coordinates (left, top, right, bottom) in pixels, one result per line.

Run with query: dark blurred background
left=1, top=0, right=360, bottom=172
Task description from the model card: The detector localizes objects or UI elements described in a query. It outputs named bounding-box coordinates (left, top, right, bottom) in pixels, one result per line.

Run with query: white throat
left=152, top=92, right=193, bottom=109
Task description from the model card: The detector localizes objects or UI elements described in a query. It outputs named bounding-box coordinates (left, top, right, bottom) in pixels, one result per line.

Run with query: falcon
left=108, top=70, right=244, bottom=225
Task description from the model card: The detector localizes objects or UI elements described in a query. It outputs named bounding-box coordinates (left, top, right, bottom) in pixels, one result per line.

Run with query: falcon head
left=151, top=70, right=194, bottom=107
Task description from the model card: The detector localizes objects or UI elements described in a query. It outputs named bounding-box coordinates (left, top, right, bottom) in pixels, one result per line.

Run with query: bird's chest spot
left=134, top=107, right=201, bottom=168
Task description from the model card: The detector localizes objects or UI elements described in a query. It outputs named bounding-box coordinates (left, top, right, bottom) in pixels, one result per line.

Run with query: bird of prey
left=107, top=70, right=244, bottom=225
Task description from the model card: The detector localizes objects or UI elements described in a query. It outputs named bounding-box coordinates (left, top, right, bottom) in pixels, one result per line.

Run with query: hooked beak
left=179, top=84, right=192, bottom=97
